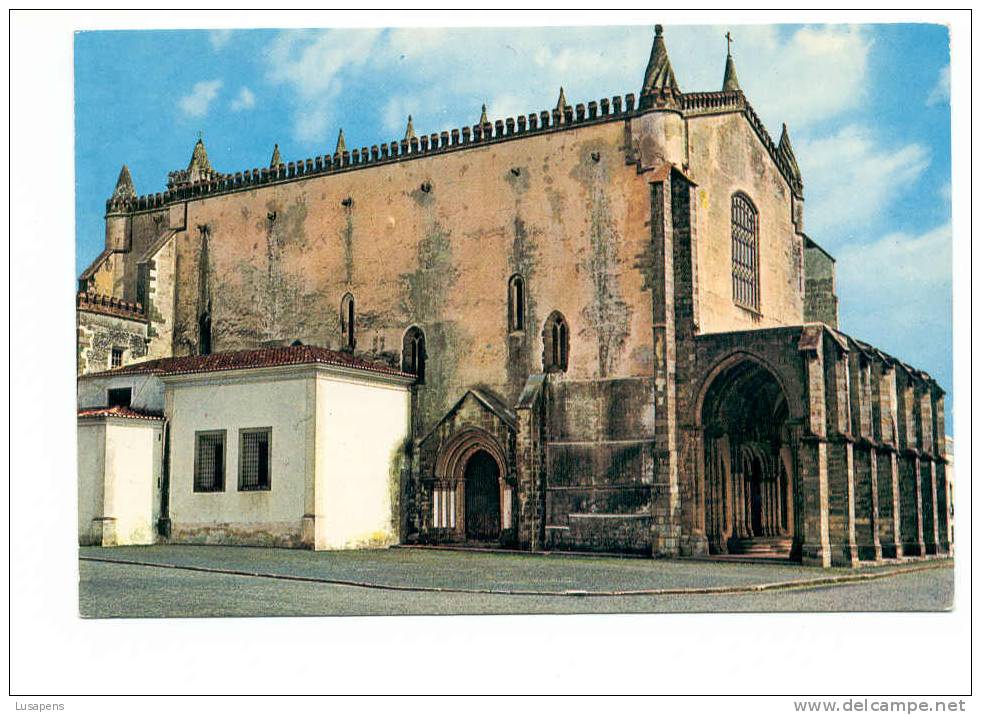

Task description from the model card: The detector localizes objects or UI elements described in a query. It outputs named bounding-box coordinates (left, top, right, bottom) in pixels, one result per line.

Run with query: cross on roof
left=726, top=31, right=734, bottom=56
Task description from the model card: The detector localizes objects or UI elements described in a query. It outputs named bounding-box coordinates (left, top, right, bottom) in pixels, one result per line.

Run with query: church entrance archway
left=431, top=426, right=511, bottom=544
left=699, top=356, right=797, bottom=560
left=464, top=450, right=501, bottom=541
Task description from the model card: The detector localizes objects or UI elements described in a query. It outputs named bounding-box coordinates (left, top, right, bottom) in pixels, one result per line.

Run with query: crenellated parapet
left=77, top=291, right=147, bottom=322
left=108, top=91, right=641, bottom=214
left=107, top=85, right=809, bottom=219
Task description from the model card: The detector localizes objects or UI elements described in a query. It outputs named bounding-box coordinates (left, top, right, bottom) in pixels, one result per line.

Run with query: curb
left=78, top=555, right=952, bottom=599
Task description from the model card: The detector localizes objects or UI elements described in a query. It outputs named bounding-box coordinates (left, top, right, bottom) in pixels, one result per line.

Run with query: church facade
left=77, top=26, right=951, bottom=567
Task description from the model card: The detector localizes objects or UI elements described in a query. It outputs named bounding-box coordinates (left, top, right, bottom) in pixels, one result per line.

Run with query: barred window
left=111, top=347, right=124, bottom=368
left=194, top=430, right=226, bottom=493
left=731, top=193, right=760, bottom=311
left=239, top=428, right=271, bottom=491
left=432, top=485, right=456, bottom=529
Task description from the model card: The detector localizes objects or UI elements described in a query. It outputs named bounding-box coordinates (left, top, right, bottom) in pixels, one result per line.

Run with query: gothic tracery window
left=731, top=193, right=760, bottom=312
left=402, top=326, right=426, bottom=383
left=543, top=311, right=569, bottom=373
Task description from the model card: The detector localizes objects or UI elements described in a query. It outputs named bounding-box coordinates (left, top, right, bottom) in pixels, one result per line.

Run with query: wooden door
left=464, top=451, right=501, bottom=541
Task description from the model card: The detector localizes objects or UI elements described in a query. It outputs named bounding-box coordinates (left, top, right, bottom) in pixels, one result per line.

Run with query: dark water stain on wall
left=570, top=139, right=632, bottom=378
left=340, top=204, right=355, bottom=285
left=504, top=165, right=543, bottom=401
left=215, top=196, right=323, bottom=347
left=399, top=209, right=466, bottom=434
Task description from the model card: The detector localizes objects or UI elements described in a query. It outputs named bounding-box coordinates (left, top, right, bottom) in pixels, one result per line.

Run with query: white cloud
left=927, top=65, right=950, bottom=106
left=178, top=79, right=222, bottom=118
left=668, top=24, right=871, bottom=129
left=838, top=222, right=951, bottom=289
left=260, top=25, right=871, bottom=145
left=209, top=30, right=233, bottom=51
left=265, top=29, right=381, bottom=141
left=795, top=124, right=930, bottom=240
left=835, top=223, right=951, bottom=367
left=230, top=86, right=256, bottom=112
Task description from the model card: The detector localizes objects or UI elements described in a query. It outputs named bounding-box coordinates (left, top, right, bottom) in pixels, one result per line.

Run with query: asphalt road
left=77, top=546, right=954, bottom=618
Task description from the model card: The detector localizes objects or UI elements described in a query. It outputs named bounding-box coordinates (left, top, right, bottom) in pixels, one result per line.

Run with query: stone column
left=922, top=460, right=939, bottom=555
left=514, top=374, right=546, bottom=550
left=935, top=456, right=950, bottom=555
left=933, top=391, right=950, bottom=554
left=785, top=423, right=805, bottom=560
left=647, top=178, right=680, bottom=557
left=797, top=326, right=831, bottom=567
left=875, top=362, right=902, bottom=558
left=917, top=387, right=939, bottom=555
left=826, top=340, right=858, bottom=567
left=896, top=371, right=925, bottom=557
left=851, top=353, right=880, bottom=561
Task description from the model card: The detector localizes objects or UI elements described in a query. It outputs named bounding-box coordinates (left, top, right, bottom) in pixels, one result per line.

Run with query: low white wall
left=77, top=421, right=106, bottom=545
left=316, top=376, right=410, bottom=550
left=104, top=420, right=161, bottom=545
left=166, top=375, right=312, bottom=547
left=77, top=418, right=160, bottom=546
left=78, top=374, right=164, bottom=412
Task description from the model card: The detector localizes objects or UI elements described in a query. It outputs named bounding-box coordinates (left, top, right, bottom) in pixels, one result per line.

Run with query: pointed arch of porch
left=692, top=349, right=802, bottom=560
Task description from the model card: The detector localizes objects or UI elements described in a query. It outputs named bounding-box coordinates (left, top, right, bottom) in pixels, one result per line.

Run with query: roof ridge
left=81, top=344, right=414, bottom=380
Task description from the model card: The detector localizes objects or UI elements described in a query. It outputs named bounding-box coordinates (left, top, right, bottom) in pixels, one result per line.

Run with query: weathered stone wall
left=77, top=310, right=148, bottom=374
left=804, top=239, right=839, bottom=327
left=543, top=376, right=656, bottom=553
left=686, top=112, right=805, bottom=333
left=165, top=120, right=653, bottom=438
left=140, top=233, right=178, bottom=360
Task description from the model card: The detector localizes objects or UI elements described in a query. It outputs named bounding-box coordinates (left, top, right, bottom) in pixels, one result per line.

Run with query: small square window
left=194, top=430, right=226, bottom=493
left=238, top=428, right=271, bottom=491
left=111, top=347, right=125, bottom=368
left=107, top=387, right=131, bottom=408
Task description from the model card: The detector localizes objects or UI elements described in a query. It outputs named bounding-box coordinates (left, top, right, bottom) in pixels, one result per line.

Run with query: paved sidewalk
left=79, top=544, right=952, bottom=601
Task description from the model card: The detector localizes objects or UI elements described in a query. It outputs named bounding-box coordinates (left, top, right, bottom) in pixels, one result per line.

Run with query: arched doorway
left=700, top=357, right=796, bottom=559
left=430, top=425, right=512, bottom=544
left=464, top=450, right=501, bottom=541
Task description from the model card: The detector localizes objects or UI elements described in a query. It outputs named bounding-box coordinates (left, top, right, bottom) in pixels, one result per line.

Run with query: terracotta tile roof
left=85, top=345, right=414, bottom=380
left=77, top=406, right=164, bottom=421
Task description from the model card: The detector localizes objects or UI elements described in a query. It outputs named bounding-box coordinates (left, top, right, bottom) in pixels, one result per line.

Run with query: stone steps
left=729, top=537, right=793, bottom=557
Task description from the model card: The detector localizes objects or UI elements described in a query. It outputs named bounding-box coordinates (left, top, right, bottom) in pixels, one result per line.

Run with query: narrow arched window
left=508, top=274, right=526, bottom=332
left=731, top=193, right=760, bottom=312
left=198, top=301, right=212, bottom=356
left=340, top=293, right=356, bottom=350
left=402, top=326, right=426, bottom=383
left=543, top=311, right=569, bottom=373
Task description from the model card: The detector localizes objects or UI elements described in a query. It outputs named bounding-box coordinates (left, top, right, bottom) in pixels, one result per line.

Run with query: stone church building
left=77, top=26, right=951, bottom=567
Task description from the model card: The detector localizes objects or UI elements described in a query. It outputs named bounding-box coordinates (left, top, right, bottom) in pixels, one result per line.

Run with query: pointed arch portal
left=700, top=357, right=797, bottom=559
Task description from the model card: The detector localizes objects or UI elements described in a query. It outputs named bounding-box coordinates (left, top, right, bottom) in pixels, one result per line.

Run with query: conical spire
left=555, top=86, right=568, bottom=111
left=404, top=115, right=416, bottom=141
left=777, top=123, right=803, bottom=192
left=479, top=103, right=489, bottom=125
left=186, top=136, right=214, bottom=183
left=722, top=30, right=741, bottom=91
left=112, top=164, right=136, bottom=200
left=722, top=52, right=741, bottom=92
left=640, top=25, right=680, bottom=106
left=188, top=137, right=211, bottom=173
left=335, top=128, right=346, bottom=155
left=269, top=143, right=281, bottom=168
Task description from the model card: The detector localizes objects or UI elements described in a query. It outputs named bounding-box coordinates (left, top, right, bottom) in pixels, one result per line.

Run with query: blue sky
left=74, top=23, right=952, bottom=408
